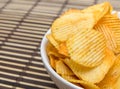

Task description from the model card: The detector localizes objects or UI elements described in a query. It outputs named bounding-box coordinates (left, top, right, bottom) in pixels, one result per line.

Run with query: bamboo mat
left=0, top=0, right=120, bottom=89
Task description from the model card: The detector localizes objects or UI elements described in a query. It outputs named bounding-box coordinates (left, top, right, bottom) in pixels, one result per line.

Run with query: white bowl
left=41, top=12, right=120, bottom=89
left=41, top=30, right=83, bottom=89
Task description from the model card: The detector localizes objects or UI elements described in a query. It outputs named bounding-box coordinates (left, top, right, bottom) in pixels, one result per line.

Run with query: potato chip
left=99, top=14, right=119, bottom=25
left=114, top=76, right=120, bottom=89
left=46, top=42, right=63, bottom=58
left=66, top=29, right=106, bottom=67
left=61, top=8, right=81, bottom=16
left=97, top=54, right=120, bottom=89
left=46, top=34, right=59, bottom=49
left=82, top=2, right=112, bottom=24
left=76, top=80, right=100, bottom=89
left=62, top=75, right=83, bottom=87
left=47, top=34, right=68, bottom=56
left=56, top=60, right=74, bottom=75
left=51, top=12, right=95, bottom=42
left=49, top=55, right=59, bottom=70
left=98, top=14, right=120, bottom=54
left=62, top=75, right=100, bottom=89
left=62, top=75, right=80, bottom=80
left=64, top=48, right=115, bottom=83
left=94, top=24, right=117, bottom=53
left=58, top=42, right=68, bottom=56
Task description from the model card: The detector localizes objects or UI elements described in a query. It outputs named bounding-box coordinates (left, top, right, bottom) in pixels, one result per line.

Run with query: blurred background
left=0, top=0, right=120, bottom=89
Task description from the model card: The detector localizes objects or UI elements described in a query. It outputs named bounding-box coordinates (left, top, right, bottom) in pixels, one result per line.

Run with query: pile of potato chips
left=46, top=2, right=120, bottom=89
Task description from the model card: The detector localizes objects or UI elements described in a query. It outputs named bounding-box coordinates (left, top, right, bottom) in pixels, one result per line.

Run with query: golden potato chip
left=98, top=14, right=120, bottom=54
left=58, top=42, right=68, bottom=56
left=82, top=2, right=112, bottom=24
left=51, top=12, right=95, bottom=42
left=99, top=14, right=119, bottom=25
left=49, top=55, right=59, bottom=70
left=76, top=80, right=100, bottom=89
left=114, top=76, right=120, bottom=89
left=66, top=29, right=106, bottom=67
left=94, top=24, right=117, bottom=52
left=46, top=42, right=57, bottom=55
left=64, top=48, right=115, bottom=83
left=47, top=34, right=68, bottom=56
left=62, top=75, right=79, bottom=80
left=62, top=75, right=83, bottom=87
left=46, top=42, right=63, bottom=58
left=62, top=75, right=100, bottom=89
left=46, top=34, right=59, bottom=49
left=61, top=8, right=81, bottom=16
left=56, top=60, right=74, bottom=75
left=97, top=54, right=120, bottom=89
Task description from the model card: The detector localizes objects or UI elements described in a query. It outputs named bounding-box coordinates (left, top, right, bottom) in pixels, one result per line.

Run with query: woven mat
left=0, top=0, right=120, bottom=89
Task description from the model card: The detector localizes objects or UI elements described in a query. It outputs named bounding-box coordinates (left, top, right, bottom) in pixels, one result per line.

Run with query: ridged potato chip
left=61, top=9, right=81, bottom=16
left=66, top=29, right=106, bottom=67
left=46, top=42, right=64, bottom=58
left=47, top=34, right=68, bottom=56
left=46, top=34, right=59, bottom=49
left=62, top=75, right=83, bottom=87
left=51, top=12, right=95, bottom=42
left=56, top=60, right=74, bottom=75
left=58, top=42, right=68, bottom=56
left=64, top=48, right=115, bottom=83
left=82, top=2, right=112, bottom=24
left=114, top=76, right=120, bottom=89
left=94, top=24, right=117, bottom=52
left=98, top=14, right=120, bottom=54
left=97, top=54, right=120, bottom=89
left=49, top=55, right=59, bottom=70
left=62, top=75, right=100, bottom=89
left=62, top=75, right=79, bottom=80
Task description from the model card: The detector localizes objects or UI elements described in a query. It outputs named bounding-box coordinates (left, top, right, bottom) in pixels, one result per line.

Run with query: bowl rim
left=40, top=29, right=83, bottom=89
